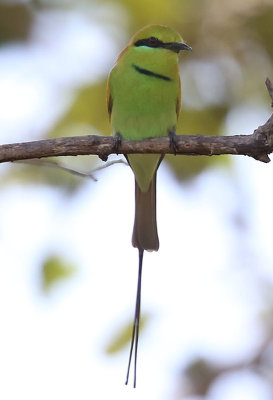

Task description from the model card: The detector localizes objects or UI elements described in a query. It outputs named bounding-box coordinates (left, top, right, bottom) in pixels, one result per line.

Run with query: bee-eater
left=107, top=24, right=191, bottom=387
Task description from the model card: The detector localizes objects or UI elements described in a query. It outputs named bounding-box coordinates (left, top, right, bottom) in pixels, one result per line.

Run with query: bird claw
left=168, top=130, right=178, bottom=154
left=114, top=132, right=122, bottom=154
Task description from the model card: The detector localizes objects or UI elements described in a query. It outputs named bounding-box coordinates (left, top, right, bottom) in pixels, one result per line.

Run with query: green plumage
left=109, top=46, right=180, bottom=141
left=108, top=25, right=182, bottom=192
left=106, top=25, right=191, bottom=387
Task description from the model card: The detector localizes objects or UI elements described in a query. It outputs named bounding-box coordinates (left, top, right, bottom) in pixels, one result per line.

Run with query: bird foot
left=113, top=132, right=122, bottom=154
left=168, top=130, right=178, bottom=154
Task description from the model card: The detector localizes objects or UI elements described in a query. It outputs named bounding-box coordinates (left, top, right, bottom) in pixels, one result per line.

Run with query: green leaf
left=167, top=107, right=229, bottom=181
left=41, top=255, right=76, bottom=292
left=248, top=7, right=273, bottom=60
left=48, top=80, right=111, bottom=139
left=0, top=3, right=33, bottom=44
left=105, top=313, right=150, bottom=355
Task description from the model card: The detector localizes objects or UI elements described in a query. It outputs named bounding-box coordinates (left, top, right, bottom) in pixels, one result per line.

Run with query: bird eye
left=148, top=36, right=159, bottom=46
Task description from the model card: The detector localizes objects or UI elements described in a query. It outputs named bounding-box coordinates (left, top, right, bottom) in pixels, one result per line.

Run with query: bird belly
left=111, top=66, right=178, bottom=140
left=111, top=66, right=178, bottom=191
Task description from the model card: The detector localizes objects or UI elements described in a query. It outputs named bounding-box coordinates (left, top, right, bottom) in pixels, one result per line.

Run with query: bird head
left=128, top=24, right=192, bottom=54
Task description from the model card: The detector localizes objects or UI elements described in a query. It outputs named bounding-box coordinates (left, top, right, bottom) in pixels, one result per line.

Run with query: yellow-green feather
left=107, top=25, right=182, bottom=191
left=106, top=25, right=187, bottom=386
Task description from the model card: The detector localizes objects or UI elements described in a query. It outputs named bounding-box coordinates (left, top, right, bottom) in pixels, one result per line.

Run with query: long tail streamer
left=125, top=249, right=144, bottom=388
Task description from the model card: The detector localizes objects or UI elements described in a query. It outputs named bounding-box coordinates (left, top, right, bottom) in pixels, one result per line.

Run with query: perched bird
left=107, top=24, right=191, bottom=387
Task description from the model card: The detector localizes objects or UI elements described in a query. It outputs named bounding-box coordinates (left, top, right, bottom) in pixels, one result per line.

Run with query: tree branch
left=1, top=79, right=273, bottom=165
left=15, top=158, right=127, bottom=181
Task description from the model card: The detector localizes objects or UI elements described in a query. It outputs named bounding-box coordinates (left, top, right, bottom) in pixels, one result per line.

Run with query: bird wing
left=106, top=75, right=113, bottom=120
left=106, top=45, right=130, bottom=121
left=176, top=76, right=182, bottom=119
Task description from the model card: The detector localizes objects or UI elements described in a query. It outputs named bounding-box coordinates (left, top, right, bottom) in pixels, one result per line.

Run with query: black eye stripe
left=149, top=36, right=159, bottom=44
left=134, top=37, right=164, bottom=48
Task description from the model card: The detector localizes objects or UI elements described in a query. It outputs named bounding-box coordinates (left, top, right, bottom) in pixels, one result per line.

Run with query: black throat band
left=132, top=64, right=172, bottom=81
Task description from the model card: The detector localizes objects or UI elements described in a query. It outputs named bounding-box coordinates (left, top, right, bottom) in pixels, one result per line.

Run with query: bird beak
left=163, top=42, right=192, bottom=53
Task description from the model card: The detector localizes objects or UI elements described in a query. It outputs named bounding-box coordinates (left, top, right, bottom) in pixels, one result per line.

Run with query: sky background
left=1, top=1, right=273, bottom=399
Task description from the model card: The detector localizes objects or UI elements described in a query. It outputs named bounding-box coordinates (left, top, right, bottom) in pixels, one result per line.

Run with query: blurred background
left=0, top=0, right=273, bottom=399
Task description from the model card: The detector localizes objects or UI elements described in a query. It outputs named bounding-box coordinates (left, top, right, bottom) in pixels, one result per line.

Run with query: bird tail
left=125, top=248, right=143, bottom=387
left=132, top=174, right=159, bottom=251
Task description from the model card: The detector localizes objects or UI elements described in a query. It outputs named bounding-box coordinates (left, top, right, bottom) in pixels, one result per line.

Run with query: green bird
left=107, top=24, right=191, bottom=387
